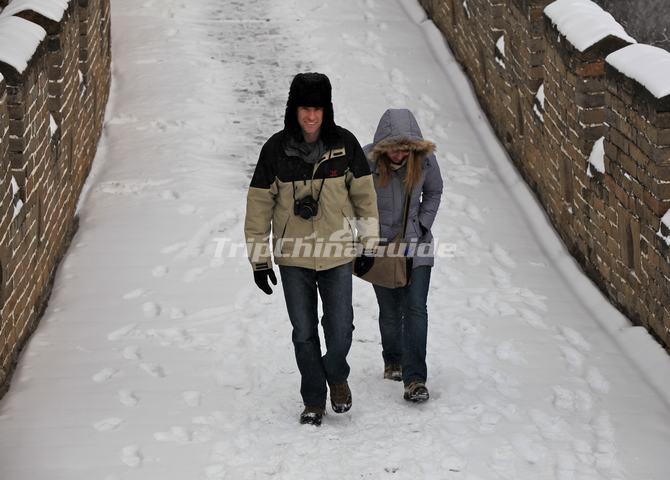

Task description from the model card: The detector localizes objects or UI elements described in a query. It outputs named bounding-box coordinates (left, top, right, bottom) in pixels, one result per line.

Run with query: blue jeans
left=279, top=262, right=354, bottom=408
left=373, top=266, right=431, bottom=385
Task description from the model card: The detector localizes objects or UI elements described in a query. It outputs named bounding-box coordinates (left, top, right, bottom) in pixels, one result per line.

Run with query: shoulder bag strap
left=400, top=189, right=411, bottom=240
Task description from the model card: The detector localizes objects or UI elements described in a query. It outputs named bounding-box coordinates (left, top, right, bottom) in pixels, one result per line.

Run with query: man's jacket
left=245, top=127, right=379, bottom=271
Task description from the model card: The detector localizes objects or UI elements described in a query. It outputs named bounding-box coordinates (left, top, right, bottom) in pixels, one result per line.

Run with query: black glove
left=354, top=254, right=375, bottom=276
left=253, top=268, right=277, bottom=295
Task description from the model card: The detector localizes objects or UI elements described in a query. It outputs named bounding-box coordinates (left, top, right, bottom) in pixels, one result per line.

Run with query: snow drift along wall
left=0, top=0, right=112, bottom=396
left=419, top=0, right=670, bottom=350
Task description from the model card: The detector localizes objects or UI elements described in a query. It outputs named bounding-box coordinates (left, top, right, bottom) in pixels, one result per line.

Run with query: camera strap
left=292, top=176, right=326, bottom=204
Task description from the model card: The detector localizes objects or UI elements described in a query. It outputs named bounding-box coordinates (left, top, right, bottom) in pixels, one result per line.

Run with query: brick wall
left=420, top=0, right=670, bottom=349
left=0, top=0, right=111, bottom=396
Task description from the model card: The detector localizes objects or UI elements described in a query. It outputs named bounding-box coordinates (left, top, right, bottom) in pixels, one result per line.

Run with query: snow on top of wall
left=10, top=176, right=23, bottom=219
left=496, top=35, right=505, bottom=57
left=544, top=0, right=636, bottom=52
left=495, top=35, right=506, bottom=69
left=587, top=136, right=605, bottom=177
left=663, top=210, right=670, bottom=228
left=536, top=83, right=545, bottom=108
left=658, top=210, right=670, bottom=245
left=0, top=16, right=46, bottom=74
left=606, top=44, right=670, bottom=99
left=0, top=0, right=70, bottom=23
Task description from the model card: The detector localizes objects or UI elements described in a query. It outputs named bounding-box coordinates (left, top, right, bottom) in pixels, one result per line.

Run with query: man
left=244, top=73, right=378, bottom=426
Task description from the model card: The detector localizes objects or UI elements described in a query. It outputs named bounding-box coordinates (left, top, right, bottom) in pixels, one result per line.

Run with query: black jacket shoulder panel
left=249, top=131, right=284, bottom=189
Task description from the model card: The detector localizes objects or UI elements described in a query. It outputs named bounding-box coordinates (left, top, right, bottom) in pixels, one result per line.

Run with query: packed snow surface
left=606, top=44, right=670, bottom=99
left=0, top=0, right=669, bottom=479
left=0, top=15, right=46, bottom=73
left=0, top=0, right=70, bottom=22
left=544, top=0, right=636, bottom=52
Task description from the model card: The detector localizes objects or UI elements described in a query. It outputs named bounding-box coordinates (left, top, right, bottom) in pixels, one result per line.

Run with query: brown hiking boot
left=383, top=363, right=402, bottom=382
left=300, top=406, right=325, bottom=426
left=403, top=382, right=429, bottom=403
left=329, top=381, right=352, bottom=413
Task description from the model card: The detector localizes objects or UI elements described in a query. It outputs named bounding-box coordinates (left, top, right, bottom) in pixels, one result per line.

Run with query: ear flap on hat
left=284, top=72, right=339, bottom=146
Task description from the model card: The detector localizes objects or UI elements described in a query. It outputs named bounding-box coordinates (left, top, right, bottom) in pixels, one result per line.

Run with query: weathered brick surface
left=422, top=0, right=670, bottom=349
left=0, top=0, right=111, bottom=397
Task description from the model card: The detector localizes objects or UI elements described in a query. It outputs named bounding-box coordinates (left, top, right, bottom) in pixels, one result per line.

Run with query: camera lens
left=295, top=195, right=318, bottom=220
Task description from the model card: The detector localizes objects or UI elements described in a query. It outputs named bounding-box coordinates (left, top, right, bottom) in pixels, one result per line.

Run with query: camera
left=294, top=195, right=319, bottom=219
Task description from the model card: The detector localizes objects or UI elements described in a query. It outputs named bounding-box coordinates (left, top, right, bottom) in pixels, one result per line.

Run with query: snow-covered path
left=1, top=0, right=669, bottom=479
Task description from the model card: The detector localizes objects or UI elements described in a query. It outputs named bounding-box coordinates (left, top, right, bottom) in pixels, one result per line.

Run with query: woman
left=362, top=108, right=443, bottom=402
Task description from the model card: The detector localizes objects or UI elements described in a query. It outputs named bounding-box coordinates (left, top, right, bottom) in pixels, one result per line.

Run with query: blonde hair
left=376, top=150, right=425, bottom=191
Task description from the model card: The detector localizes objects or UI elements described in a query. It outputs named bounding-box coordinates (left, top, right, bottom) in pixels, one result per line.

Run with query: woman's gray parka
left=363, top=109, right=443, bottom=269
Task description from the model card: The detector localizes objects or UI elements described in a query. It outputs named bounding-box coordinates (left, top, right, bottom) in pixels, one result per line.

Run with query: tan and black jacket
left=245, top=127, right=379, bottom=271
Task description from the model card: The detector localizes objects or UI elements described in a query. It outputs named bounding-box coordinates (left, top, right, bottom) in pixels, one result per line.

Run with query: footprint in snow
left=204, top=465, right=227, bottom=479
left=178, top=204, right=197, bottom=215
left=161, top=241, right=187, bottom=254
left=434, top=123, right=448, bottom=140
left=511, top=433, right=548, bottom=465
left=575, top=389, right=593, bottom=413
left=552, top=385, right=576, bottom=411
left=458, top=225, right=483, bottom=248
left=495, top=341, right=526, bottom=365
left=441, top=456, right=466, bottom=472
left=518, top=308, right=548, bottom=329
left=530, top=409, right=571, bottom=441
left=92, top=368, right=120, bottom=383
left=152, top=265, right=169, bottom=277
left=492, top=244, right=517, bottom=268
left=122, top=289, right=144, bottom=300
left=491, top=443, right=518, bottom=478
left=365, top=31, right=385, bottom=55
left=479, top=412, right=502, bottom=433
left=121, top=445, right=143, bottom=468
left=465, top=203, right=484, bottom=223
left=142, top=301, right=161, bottom=318
left=585, top=366, right=610, bottom=394
left=140, top=363, right=166, bottom=378
left=122, top=345, right=142, bottom=360
left=94, top=417, right=123, bottom=432
left=154, top=426, right=192, bottom=443
left=107, top=324, right=137, bottom=341
left=420, top=93, right=440, bottom=110
left=558, top=326, right=592, bottom=352
left=106, top=114, right=138, bottom=126
left=559, top=345, right=584, bottom=373
left=160, top=189, right=180, bottom=200
left=169, top=307, right=186, bottom=319
left=118, top=389, right=139, bottom=407
left=184, top=266, right=207, bottom=283
left=490, top=265, right=512, bottom=288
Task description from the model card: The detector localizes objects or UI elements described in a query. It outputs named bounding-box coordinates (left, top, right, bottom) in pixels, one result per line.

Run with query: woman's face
left=388, top=149, right=410, bottom=164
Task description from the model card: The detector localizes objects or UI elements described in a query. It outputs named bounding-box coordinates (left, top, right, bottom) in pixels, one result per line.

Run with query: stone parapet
left=421, top=0, right=670, bottom=349
left=0, top=0, right=111, bottom=397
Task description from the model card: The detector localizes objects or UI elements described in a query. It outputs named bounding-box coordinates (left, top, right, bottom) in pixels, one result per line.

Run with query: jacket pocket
left=340, top=208, right=356, bottom=245
left=274, top=212, right=292, bottom=255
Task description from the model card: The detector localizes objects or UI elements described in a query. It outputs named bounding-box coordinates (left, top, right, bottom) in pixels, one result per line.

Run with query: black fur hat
left=284, top=72, right=339, bottom=145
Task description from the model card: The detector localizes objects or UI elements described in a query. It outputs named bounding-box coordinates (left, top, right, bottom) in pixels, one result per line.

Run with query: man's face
left=297, top=106, right=323, bottom=140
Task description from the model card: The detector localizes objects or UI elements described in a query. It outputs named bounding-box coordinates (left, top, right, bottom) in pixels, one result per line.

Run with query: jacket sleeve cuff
left=252, top=260, right=272, bottom=271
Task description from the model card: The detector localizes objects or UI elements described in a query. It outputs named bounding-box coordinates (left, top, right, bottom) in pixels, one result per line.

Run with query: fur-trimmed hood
left=368, top=109, right=435, bottom=163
